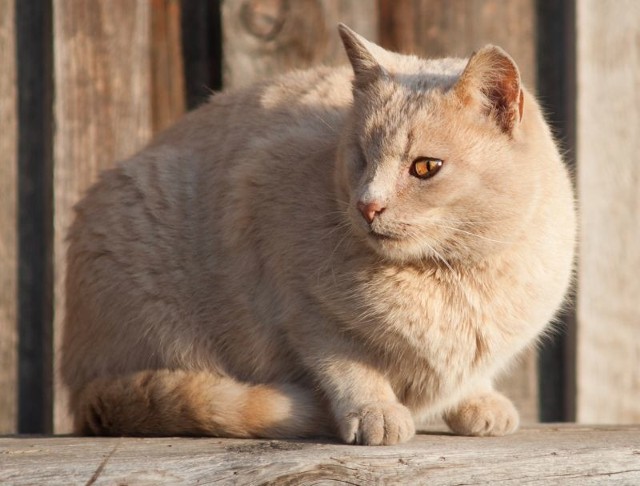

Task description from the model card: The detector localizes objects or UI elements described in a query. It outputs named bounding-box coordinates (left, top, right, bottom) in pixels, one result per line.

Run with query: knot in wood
left=240, top=0, right=288, bottom=40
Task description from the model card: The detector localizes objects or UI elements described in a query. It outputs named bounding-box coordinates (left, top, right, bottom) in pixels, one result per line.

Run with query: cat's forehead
left=356, top=55, right=468, bottom=119
left=390, top=56, right=468, bottom=93
left=357, top=56, right=469, bottom=138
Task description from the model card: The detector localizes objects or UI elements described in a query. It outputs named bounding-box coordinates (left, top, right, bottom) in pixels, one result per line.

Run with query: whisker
left=313, top=113, right=339, bottom=134
left=428, top=222, right=513, bottom=245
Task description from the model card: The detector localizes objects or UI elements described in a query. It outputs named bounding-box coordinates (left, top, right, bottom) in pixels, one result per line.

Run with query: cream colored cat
left=61, top=25, right=575, bottom=445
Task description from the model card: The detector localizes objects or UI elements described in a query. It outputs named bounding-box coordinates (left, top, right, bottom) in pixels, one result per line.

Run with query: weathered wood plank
left=52, top=0, right=189, bottom=433
left=378, top=0, right=536, bottom=87
left=0, top=0, right=18, bottom=434
left=1, top=426, right=638, bottom=485
left=576, top=0, right=640, bottom=423
left=151, top=0, right=186, bottom=132
left=378, top=0, right=539, bottom=423
left=52, top=0, right=155, bottom=433
left=221, top=0, right=378, bottom=88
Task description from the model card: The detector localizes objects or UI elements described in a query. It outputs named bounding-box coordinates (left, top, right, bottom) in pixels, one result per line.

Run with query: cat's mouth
left=368, top=230, right=401, bottom=242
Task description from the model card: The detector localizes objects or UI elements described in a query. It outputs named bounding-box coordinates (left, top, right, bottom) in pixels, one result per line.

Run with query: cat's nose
left=357, top=201, right=385, bottom=224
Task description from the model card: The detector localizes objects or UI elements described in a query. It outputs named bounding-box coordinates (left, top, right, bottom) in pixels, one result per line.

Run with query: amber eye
left=411, top=157, right=444, bottom=179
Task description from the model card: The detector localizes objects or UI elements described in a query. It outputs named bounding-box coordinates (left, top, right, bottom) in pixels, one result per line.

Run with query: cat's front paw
left=338, top=401, right=415, bottom=445
left=444, top=391, right=519, bottom=437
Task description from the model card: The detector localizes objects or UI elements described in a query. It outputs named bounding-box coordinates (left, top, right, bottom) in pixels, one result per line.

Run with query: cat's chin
left=368, top=230, right=400, bottom=242
left=362, top=230, right=425, bottom=263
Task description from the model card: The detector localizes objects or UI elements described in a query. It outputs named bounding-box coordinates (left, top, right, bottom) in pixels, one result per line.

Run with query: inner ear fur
left=455, top=45, right=524, bottom=135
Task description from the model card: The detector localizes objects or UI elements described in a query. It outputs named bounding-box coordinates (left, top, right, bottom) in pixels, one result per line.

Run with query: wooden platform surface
left=1, top=425, right=639, bottom=485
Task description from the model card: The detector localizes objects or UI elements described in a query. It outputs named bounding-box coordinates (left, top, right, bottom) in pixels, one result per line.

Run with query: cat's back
left=62, top=64, right=356, bottom=389
left=69, top=63, right=355, bottom=260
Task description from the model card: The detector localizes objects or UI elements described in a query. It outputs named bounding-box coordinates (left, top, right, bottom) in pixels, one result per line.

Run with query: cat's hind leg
left=443, top=388, right=519, bottom=437
left=73, top=369, right=330, bottom=438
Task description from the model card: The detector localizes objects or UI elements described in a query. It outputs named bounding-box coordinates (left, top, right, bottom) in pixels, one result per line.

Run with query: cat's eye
left=411, top=157, right=443, bottom=179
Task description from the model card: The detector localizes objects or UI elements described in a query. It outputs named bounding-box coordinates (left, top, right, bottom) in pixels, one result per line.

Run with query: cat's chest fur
left=307, top=250, right=507, bottom=401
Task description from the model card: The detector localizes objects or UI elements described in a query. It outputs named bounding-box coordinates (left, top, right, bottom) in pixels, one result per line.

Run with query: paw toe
left=445, top=392, right=519, bottom=437
left=339, top=402, right=415, bottom=446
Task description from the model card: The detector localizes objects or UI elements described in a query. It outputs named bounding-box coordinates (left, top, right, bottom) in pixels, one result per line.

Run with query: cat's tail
left=73, top=369, right=331, bottom=438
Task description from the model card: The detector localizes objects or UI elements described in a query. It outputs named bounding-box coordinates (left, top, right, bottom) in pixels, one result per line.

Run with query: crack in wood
left=85, top=441, right=120, bottom=486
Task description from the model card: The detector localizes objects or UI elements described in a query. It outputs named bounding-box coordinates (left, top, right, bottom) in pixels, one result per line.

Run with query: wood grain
left=378, top=0, right=539, bottom=423
left=52, top=0, right=189, bottom=433
left=576, top=0, right=640, bottom=423
left=378, top=0, right=536, bottom=86
left=221, top=0, right=378, bottom=88
left=1, top=426, right=639, bottom=485
left=0, top=0, right=18, bottom=434
left=151, top=0, right=186, bottom=132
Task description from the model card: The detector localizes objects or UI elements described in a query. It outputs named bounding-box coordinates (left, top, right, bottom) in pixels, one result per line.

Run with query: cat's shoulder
left=201, top=65, right=354, bottom=113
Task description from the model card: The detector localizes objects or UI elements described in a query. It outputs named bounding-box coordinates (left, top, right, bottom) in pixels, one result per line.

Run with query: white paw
left=444, top=391, right=519, bottom=437
left=338, top=401, right=415, bottom=445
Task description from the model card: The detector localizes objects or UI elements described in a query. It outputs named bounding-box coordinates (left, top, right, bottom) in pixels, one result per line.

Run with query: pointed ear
left=455, top=45, right=524, bottom=135
left=338, top=23, right=387, bottom=90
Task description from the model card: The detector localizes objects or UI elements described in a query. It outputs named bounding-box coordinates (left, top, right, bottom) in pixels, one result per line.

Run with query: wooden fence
left=0, top=0, right=638, bottom=435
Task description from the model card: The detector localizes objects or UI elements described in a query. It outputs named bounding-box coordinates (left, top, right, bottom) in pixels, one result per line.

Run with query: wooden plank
left=52, top=0, right=188, bottom=432
left=1, top=426, right=639, bottom=484
left=52, top=0, right=154, bottom=433
left=379, top=0, right=536, bottom=86
left=221, top=0, right=378, bottom=88
left=378, top=0, right=539, bottom=423
left=576, top=0, right=640, bottom=423
left=151, top=0, right=186, bottom=132
left=0, top=0, right=18, bottom=434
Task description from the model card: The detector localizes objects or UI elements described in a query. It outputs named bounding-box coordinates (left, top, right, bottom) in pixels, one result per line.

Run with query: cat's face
left=337, top=26, right=537, bottom=264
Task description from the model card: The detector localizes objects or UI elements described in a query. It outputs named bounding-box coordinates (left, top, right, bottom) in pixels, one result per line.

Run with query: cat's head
left=336, top=24, right=540, bottom=265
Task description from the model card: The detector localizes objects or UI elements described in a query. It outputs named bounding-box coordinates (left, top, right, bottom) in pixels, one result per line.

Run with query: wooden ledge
left=1, top=425, right=639, bottom=485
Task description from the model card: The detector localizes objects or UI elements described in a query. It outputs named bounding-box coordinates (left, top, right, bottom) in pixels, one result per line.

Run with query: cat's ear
left=454, top=45, right=524, bottom=135
left=338, top=23, right=388, bottom=90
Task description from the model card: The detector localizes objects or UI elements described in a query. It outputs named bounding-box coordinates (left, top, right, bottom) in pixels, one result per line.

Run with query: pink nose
left=357, top=201, right=385, bottom=224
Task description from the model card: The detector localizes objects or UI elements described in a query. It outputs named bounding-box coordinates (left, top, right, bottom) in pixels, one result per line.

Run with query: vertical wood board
left=378, top=0, right=539, bottom=423
left=151, top=0, right=186, bottom=132
left=52, top=0, right=188, bottom=432
left=222, top=0, right=378, bottom=88
left=576, top=0, right=640, bottom=423
left=0, top=0, right=18, bottom=434
left=52, top=0, right=154, bottom=432
left=379, top=0, right=536, bottom=90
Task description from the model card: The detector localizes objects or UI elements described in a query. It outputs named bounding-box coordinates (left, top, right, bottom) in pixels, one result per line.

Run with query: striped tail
left=73, top=369, right=331, bottom=438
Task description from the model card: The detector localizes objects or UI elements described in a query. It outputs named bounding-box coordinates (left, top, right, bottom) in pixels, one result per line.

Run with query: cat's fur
left=61, top=25, right=575, bottom=445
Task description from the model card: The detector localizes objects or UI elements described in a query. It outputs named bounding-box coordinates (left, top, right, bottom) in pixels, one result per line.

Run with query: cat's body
left=61, top=26, right=575, bottom=445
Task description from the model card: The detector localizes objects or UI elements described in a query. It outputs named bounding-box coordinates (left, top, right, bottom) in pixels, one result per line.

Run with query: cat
left=61, top=24, right=575, bottom=445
